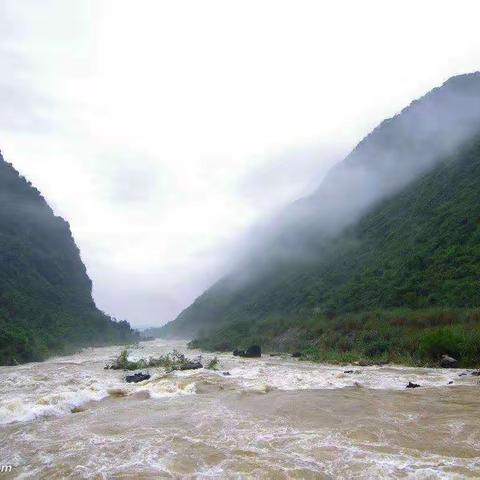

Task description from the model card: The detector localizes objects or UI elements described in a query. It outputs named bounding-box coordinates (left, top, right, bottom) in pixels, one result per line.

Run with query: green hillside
left=159, top=74, right=480, bottom=366
left=189, top=137, right=480, bottom=366
left=0, top=153, right=139, bottom=365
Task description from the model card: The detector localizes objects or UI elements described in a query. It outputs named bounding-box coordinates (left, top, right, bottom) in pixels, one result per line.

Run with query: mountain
left=0, top=153, right=139, bottom=365
left=159, top=73, right=480, bottom=366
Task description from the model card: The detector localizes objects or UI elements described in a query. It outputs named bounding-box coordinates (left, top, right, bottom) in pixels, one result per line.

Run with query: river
left=0, top=339, right=479, bottom=479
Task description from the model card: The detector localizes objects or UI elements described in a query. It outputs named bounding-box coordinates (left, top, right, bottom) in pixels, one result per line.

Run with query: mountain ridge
left=0, top=152, right=139, bottom=365
left=157, top=73, right=480, bottom=366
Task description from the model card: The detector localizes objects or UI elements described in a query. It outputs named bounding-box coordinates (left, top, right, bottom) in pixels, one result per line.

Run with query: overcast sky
left=1, top=1, right=480, bottom=328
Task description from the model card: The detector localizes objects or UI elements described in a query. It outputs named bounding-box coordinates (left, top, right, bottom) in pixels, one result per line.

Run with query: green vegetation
left=206, top=357, right=219, bottom=370
left=0, top=153, right=139, bottom=365
left=162, top=75, right=480, bottom=367
left=106, top=349, right=203, bottom=372
left=186, top=138, right=480, bottom=367
left=189, top=308, right=480, bottom=367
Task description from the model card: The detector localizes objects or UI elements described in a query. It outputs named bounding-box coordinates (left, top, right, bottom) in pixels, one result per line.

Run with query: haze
left=1, top=0, right=480, bottom=327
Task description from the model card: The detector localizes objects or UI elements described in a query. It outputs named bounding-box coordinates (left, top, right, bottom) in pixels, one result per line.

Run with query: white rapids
left=1, top=339, right=479, bottom=479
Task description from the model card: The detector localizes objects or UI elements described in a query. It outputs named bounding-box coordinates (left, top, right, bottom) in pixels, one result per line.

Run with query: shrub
left=207, top=357, right=219, bottom=370
left=106, top=349, right=203, bottom=372
left=363, top=339, right=389, bottom=357
left=419, top=329, right=463, bottom=361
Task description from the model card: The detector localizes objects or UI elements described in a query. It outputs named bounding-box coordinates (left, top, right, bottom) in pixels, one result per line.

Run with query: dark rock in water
left=126, top=373, right=151, bottom=383
left=406, top=381, right=421, bottom=389
left=458, top=372, right=468, bottom=376
left=448, top=381, right=454, bottom=385
left=222, top=371, right=231, bottom=376
left=71, top=406, right=87, bottom=413
left=239, top=345, right=261, bottom=358
left=471, top=370, right=480, bottom=376
left=344, top=370, right=354, bottom=374
left=440, top=355, right=458, bottom=368
left=291, top=352, right=302, bottom=358
left=179, top=361, right=203, bottom=370
left=233, top=349, right=242, bottom=356
left=247, top=345, right=261, bottom=357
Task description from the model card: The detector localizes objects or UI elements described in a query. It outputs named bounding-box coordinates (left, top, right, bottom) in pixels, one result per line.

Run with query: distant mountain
left=159, top=73, right=480, bottom=366
left=0, top=153, right=139, bottom=365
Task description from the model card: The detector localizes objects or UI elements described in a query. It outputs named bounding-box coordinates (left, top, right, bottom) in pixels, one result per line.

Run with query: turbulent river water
left=0, top=339, right=479, bottom=479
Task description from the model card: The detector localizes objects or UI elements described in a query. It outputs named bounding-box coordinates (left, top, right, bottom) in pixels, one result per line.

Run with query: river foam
left=1, top=339, right=480, bottom=479
left=0, top=339, right=478, bottom=425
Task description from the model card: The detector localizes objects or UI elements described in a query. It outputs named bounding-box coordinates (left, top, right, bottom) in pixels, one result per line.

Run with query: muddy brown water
left=1, top=340, right=479, bottom=479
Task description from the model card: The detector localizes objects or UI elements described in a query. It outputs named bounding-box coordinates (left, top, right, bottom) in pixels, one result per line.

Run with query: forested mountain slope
left=0, top=153, right=139, bottom=364
left=188, top=135, right=480, bottom=364
left=159, top=74, right=480, bottom=366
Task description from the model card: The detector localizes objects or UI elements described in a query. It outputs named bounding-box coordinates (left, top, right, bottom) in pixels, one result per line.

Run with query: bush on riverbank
left=188, top=308, right=480, bottom=367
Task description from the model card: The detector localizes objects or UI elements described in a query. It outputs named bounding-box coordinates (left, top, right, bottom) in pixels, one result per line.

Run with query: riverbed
left=0, top=339, right=479, bottom=478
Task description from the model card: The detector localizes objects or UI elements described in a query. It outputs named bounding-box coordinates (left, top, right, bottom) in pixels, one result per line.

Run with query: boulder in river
left=239, top=345, right=261, bottom=358
left=406, top=381, right=421, bottom=389
left=232, top=349, right=242, bottom=356
left=126, top=373, right=151, bottom=383
left=440, top=355, right=458, bottom=368
left=178, top=361, right=203, bottom=370
left=471, top=370, right=480, bottom=376
left=291, top=352, right=302, bottom=358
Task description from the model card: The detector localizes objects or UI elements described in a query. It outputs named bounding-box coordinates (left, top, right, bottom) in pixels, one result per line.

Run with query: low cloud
left=2, top=1, right=480, bottom=328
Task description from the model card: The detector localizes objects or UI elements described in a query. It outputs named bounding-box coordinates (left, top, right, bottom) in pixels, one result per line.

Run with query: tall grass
left=189, top=308, right=480, bottom=367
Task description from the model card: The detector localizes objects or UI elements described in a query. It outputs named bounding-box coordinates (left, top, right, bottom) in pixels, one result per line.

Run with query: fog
left=212, top=73, right=480, bottom=298
left=1, top=1, right=480, bottom=327
left=291, top=74, right=480, bottom=237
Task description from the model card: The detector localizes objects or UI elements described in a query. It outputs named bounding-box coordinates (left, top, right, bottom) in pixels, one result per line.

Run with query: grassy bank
left=188, top=308, right=480, bottom=367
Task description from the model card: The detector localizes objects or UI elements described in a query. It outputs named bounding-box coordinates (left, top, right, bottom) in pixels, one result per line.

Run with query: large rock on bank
left=233, top=345, right=262, bottom=358
left=440, top=355, right=458, bottom=368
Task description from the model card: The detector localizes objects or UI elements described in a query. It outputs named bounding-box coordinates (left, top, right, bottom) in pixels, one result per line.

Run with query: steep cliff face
left=159, top=73, right=480, bottom=345
left=0, top=153, right=138, bottom=365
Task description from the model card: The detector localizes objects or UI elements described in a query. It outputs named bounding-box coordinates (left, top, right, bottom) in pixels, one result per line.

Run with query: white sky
left=1, top=0, right=480, bottom=327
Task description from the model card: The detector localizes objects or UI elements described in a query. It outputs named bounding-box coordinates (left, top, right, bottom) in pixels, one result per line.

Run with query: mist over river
left=1, top=339, right=479, bottom=479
